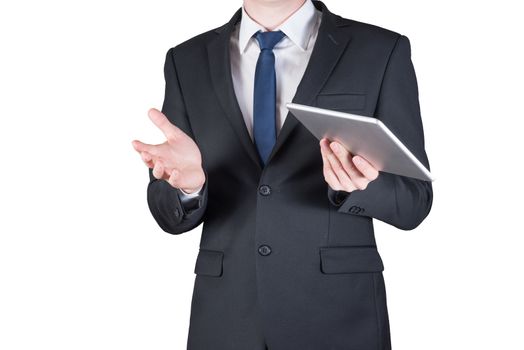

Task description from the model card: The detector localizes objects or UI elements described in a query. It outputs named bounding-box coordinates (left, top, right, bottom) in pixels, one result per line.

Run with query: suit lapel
left=206, top=1, right=353, bottom=171
left=207, top=9, right=265, bottom=171
left=265, top=1, right=353, bottom=165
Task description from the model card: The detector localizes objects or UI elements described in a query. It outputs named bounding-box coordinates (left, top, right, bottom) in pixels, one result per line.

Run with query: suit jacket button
left=258, top=245, right=272, bottom=256
left=259, top=185, right=271, bottom=196
left=174, top=207, right=181, bottom=218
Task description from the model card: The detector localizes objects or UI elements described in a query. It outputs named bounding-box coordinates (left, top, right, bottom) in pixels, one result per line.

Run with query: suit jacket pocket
left=319, top=245, right=384, bottom=274
left=315, top=93, right=366, bottom=111
left=194, top=249, right=224, bottom=277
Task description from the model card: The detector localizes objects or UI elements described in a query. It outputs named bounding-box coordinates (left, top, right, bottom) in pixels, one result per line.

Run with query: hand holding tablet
left=287, top=103, right=435, bottom=182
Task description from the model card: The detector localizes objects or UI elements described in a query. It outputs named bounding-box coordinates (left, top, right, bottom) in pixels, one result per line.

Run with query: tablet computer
left=286, top=103, right=435, bottom=182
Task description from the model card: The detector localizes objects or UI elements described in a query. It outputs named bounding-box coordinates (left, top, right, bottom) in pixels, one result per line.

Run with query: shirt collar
left=238, top=0, right=317, bottom=54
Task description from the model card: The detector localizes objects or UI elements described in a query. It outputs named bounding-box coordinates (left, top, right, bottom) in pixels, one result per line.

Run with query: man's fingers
left=152, top=160, right=165, bottom=180
left=140, top=151, right=154, bottom=168
left=167, top=169, right=180, bottom=188
left=328, top=140, right=370, bottom=190
left=320, top=140, right=342, bottom=190
left=140, top=151, right=152, bottom=162
left=320, top=138, right=356, bottom=191
left=326, top=150, right=356, bottom=191
left=148, top=108, right=183, bottom=142
left=132, top=140, right=158, bottom=156
left=329, top=141, right=362, bottom=180
left=324, top=165, right=342, bottom=190
left=319, top=138, right=378, bottom=192
left=353, top=155, right=379, bottom=181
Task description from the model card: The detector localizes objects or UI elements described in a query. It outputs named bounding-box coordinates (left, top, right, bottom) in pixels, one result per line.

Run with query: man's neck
left=243, top=0, right=307, bottom=31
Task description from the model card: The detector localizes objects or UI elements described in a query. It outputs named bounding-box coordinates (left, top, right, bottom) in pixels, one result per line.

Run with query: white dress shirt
left=179, top=0, right=322, bottom=200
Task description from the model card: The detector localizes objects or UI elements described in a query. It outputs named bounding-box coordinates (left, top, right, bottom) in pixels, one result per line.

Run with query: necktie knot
left=254, top=30, right=286, bottom=51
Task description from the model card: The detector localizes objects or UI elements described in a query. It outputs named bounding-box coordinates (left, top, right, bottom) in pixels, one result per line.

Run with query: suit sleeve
left=146, top=47, right=208, bottom=235
left=327, top=35, right=433, bottom=230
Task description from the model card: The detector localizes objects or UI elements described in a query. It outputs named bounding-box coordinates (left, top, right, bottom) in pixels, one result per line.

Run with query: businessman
left=132, top=0, right=433, bottom=349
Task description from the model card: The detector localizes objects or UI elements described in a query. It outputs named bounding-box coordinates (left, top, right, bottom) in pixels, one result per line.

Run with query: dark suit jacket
left=146, top=1, right=433, bottom=349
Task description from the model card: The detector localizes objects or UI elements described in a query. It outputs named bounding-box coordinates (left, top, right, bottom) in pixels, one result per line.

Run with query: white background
left=1, top=0, right=522, bottom=349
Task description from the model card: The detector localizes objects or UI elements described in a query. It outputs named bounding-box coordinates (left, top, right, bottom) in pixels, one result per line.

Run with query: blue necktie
left=253, top=30, right=286, bottom=166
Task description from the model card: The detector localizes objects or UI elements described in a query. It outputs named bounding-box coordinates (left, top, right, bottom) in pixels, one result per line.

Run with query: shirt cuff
left=178, top=184, right=204, bottom=198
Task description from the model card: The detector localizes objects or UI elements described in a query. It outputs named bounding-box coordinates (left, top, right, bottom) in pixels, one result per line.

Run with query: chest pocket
left=315, top=93, right=366, bottom=112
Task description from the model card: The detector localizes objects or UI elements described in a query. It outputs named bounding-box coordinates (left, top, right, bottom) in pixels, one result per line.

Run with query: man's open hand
left=320, top=137, right=379, bottom=193
left=132, top=108, right=205, bottom=193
